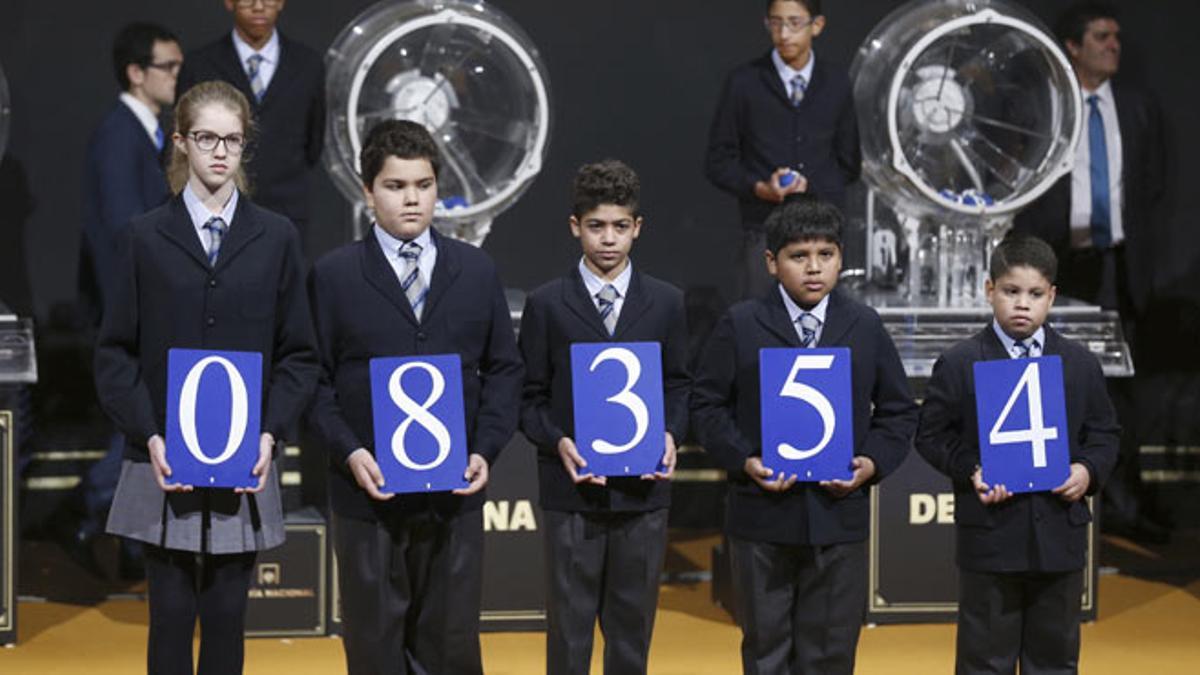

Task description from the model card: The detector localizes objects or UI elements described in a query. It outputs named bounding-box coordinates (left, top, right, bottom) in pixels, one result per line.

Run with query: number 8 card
left=974, top=355, right=1070, bottom=493
left=570, top=342, right=666, bottom=477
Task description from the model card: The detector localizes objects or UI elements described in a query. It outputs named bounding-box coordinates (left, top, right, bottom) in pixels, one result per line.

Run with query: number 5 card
left=571, top=342, right=666, bottom=477
left=369, top=354, right=469, bottom=494
left=974, top=356, right=1070, bottom=493
left=165, top=348, right=263, bottom=488
left=759, top=348, right=854, bottom=482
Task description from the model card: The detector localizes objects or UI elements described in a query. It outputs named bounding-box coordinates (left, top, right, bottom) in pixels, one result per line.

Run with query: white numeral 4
left=989, top=362, right=1059, bottom=468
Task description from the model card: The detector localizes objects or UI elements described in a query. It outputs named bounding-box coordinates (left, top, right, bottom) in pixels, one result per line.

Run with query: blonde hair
left=167, top=80, right=255, bottom=194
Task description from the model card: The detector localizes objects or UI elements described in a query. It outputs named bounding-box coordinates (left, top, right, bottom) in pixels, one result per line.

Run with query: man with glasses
left=177, top=0, right=324, bottom=253
left=73, top=21, right=183, bottom=581
left=705, top=0, right=860, bottom=300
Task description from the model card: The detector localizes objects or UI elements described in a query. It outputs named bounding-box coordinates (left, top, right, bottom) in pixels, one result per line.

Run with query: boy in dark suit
left=519, top=159, right=690, bottom=674
left=691, top=195, right=916, bottom=674
left=705, top=0, right=860, bottom=298
left=308, top=120, right=523, bottom=675
left=178, top=0, right=324, bottom=240
left=916, top=234, right=1119, bottom=674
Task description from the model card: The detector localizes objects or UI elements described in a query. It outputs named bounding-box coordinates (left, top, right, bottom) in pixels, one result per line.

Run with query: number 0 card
left=974, top=356, right=1070, bottom=494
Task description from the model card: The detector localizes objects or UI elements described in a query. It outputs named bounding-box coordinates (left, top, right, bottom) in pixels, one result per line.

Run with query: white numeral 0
left=988, top=362, right=1059, bottom=468
left=178, top=356, right=250, bottom=465
left=777, top=354, right=837, bottom=460
left=388, top=362, right=453, bottom=471
left=589, top=347, right=649, bottom=455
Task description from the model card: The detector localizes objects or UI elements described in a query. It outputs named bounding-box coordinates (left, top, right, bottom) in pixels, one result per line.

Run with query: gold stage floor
left=2, top=572, right=1198, bottom=674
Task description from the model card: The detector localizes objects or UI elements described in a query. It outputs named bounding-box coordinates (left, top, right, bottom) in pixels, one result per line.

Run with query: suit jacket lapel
left=756, top=51, right=791, bottom=107
left=562, top=267, right=611, bottom=340
left=755, top=287, right=802, bottom=347
left=156, top=197, right=214, bottom=270
left=216, top=35, right=256, bottom=102
left=361, top=236, right=419, bottom=326
left=611, top=268, right=654, bottom=339
left=257, top=33, right=295, bottom=110
left=212, top=197, right=264, bottom=271
left=977, top=323, right=1011, bottom=362
left=422, top=230, right=461, bottom=320
left=816, top=289, right=859, bottom=347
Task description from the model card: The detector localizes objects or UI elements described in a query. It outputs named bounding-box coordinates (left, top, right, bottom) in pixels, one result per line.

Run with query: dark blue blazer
left=916, top=325, right=1119, bottom=573
left=1013, top=80, right=1166, bottom=312
left=307, top=231, right=524, bottom=521
left=80, top=101, right=169, bottom=319
left=178, top=32, right=324, bottom=226
left=94, top=194, right=320, bottom=460
left=691, top=287, right=917, bottom=546
left=518, top=267, right=690, bottom=513
left=705, top=51, right=861, bottom=227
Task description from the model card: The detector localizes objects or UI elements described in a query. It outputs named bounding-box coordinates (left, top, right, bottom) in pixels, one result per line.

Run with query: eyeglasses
left=764, top=16, right=818, bottom=33
left=145, top=60, right=182, bottom=76
left=234, top=0, right=282, bottom=7
left=188, top=131, right=246, bottom=153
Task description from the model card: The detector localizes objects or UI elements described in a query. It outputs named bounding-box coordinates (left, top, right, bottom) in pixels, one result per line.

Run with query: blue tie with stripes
left=398, top=241, right=426, bottom=320
left=597, top=284, right=619, bottom=335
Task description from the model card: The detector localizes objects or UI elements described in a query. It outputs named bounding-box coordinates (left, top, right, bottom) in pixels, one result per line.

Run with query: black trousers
left=956, top=569, right=1083, bottom=675
left=728, top=537, right=867, bottom=675
left=143, top=545, right=256, bottom=675
left=333, top=510, right=484, bottom=675
left=543, top=508, right=669, bottom=675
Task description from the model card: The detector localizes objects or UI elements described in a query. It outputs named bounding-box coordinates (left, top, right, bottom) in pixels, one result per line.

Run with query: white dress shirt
left=182, top=183, right=240, bottom=251
left=119, top=92, right=161, bottom=147
left=779, top=285, right=829, bottom=346
left=1069, top=79, right=1124, bottom=248
left=232, top=28, right=280, bottom=93
left=579, top=258, right=633, bottom=324
left=374, top=224, right=437, bottom=291
left=992, top=322, right=1045, bottom=359
left=772, top=48, right=816, bottom=101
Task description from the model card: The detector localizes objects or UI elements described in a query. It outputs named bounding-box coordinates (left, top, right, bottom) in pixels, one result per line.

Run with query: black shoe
left=59, top=528, right=106, bottom=579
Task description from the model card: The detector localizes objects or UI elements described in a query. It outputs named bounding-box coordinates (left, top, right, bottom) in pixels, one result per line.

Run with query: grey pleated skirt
left=106, top=459, right=285, bottom=554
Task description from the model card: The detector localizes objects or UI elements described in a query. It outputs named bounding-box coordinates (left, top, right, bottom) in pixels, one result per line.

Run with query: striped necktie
left=399, top=241, right=427, bottom=320
left=798, top=312, right=821, bottom=347
left=1014, top=339, right=1031, bottom=359
left=246, top=54, right=266, bottom=102
left=597, top=284, right=619, bottom=335
left=203, top=216, right=227, bottom=266
left=1086, top=94, right=1112, bottom=248
left=791, top=74, right=807, bottom=107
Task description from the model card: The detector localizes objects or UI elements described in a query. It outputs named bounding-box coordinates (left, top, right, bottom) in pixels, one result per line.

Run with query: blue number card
left=974, top=356, right=1070, bottom=493
left=570, top=342, right=666, bottom=477
left=370, top=354, right=468, bottom=493
left=165, top=348, right=263, bottom=488
left=759, top=348, right=854, bottom=482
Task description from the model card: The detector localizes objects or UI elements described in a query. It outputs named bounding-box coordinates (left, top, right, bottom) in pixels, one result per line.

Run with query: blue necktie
left=154, top=126, right=164, bottom=152
left=791, top=74, right=807, bottom=107
left=203, top=217, right=227, bottom=266
left=1014, top=339, right=1031, bottom=359
left=1087, top=95, right=1112, bottom=248
left=597, top=284, right=619, bottom=335
left=398, top=241, right=427, bottom=320
left=246, top=54, right=266, bottom=102
left=798, top=312, right=821, bottom=347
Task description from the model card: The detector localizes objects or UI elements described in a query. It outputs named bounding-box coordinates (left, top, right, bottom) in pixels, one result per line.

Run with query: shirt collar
left=771, top=48, right=815, bottom=85
left=991, top=321, right=1045, bottom=357
left=1082, top=78, right=1113, bottom=104
left=182, top=182, right=239, bottom=228
left=373, top=223, right=433, bottom=257
left=778, top=284, right=829, bottom=325
left=579, top=258, right=633, bottom=299
left=232, top=28, right=280, bottom=65
left=118, top=92, right=160, bottom=143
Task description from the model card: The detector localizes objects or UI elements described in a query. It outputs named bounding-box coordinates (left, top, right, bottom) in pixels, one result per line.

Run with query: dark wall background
left=0, top=0, right=1196, bottom=323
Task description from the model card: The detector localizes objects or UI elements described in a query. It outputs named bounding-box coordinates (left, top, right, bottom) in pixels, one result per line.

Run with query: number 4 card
left=759, top=347, right=854, bottom=482
left=974, top=356, right=1070, bottom=493
left=571, top=342, right=666, bottom=477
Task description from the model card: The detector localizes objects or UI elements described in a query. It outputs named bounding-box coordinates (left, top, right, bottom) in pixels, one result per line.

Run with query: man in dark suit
left=705, top=0, right=860, bottom=299
left=916, top=234, right=1119, bottom=674
left=308, top=120, right=522, bottom=675
left=1012, top=1, right=1167, bottom=542
left=72, top=22, right=182, bottom=578
left=691, top=196, right=916, bottom=674
left=177, top=0, right=324, bottom=245
left=519, top=159, right=690, bottom=674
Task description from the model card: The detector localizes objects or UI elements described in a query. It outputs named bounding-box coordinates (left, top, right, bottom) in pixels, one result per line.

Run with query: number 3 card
left=759, top=348, right=854, bottom=482
left=165, top=348, right=263, bottom=488
left=974, top=356, right=1070, bottom=493
left=571, top=342, right=666, bottom=477
left=369, top=354, right=469, bottom=494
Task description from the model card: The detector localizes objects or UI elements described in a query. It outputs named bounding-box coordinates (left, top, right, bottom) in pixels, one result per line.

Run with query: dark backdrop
left=0, top=0, right=1195, bottom=323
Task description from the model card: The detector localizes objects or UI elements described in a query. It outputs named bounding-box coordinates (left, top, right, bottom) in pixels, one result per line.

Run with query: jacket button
left=416, top=332, right=427, bottom=341
left=208, top=279, right=217, bottom=288
left=206, top=317, right=216, bottom=326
